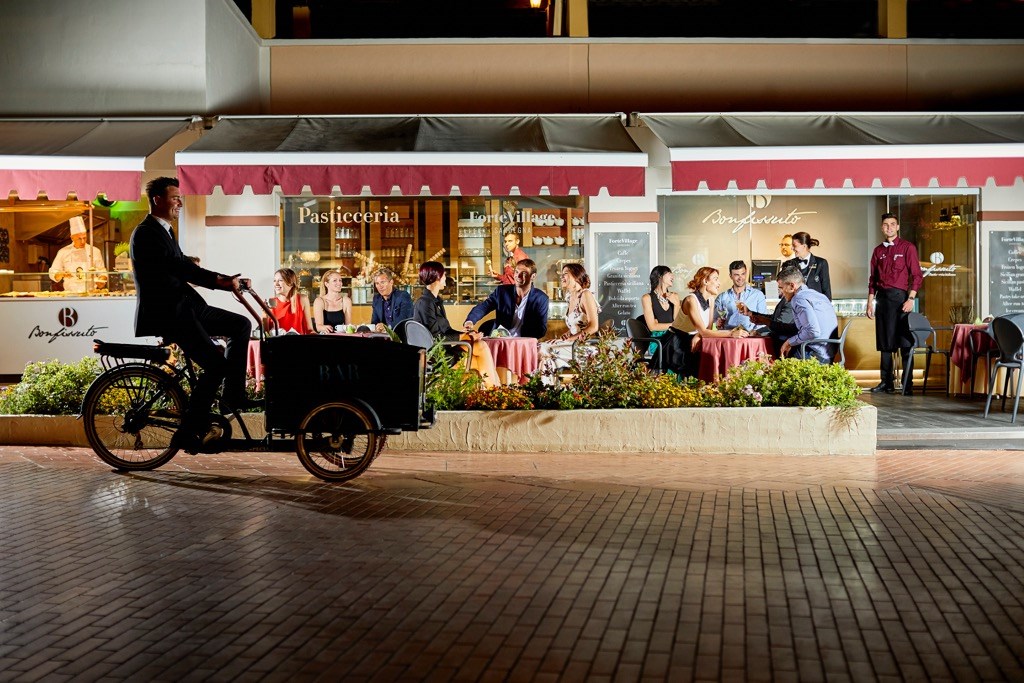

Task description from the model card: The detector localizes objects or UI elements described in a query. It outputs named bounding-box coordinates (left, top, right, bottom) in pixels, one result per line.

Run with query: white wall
left=205, top=0, right=263, bottom=114
left=0, top=0, right=260, bottom=116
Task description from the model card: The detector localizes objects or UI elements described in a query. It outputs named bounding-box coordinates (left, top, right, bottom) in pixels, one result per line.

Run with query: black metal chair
left=906, top=312, right=951, bottom=395
left=394, top=319, right=472, bottom=371
left=792, top=320, right=851, bottom=367
left=625, top=315, right=664, bottom=372
left=984, top=315, right=1024, bottom=423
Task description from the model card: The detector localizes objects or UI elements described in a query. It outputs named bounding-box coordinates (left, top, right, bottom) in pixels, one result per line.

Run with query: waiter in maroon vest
left=866, top=212, right=923, bottom=395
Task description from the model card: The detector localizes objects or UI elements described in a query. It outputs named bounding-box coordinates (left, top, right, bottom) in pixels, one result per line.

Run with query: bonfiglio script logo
left=703, top=195, right=817, bottom=234
left=29, top=306, right=108, bottom=344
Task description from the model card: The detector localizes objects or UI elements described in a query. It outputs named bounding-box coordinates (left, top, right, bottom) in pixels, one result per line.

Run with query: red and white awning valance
left=0, top=119, right=192, bottom=200
left=176, top=116, right=647, bottom=197
left=643, top=113, right=1024, bottom=191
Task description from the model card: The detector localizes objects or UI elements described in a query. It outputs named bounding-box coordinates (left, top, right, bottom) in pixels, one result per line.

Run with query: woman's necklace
left=656, top=290, right=670, bottom=307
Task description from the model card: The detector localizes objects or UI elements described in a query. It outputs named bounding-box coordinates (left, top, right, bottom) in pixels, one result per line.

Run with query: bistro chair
left=906, top=312, right=951, bottom=395
left=626, top=315, right=664, bottom=372
left=394, top=319, right=473, bottom=371
left=793, top=320, right=850, bottom=367
left=984, top=315, right=1024, bottom=423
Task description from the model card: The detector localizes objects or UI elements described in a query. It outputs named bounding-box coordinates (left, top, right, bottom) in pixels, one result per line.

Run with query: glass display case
left=0, top=270, right=135, bottom=297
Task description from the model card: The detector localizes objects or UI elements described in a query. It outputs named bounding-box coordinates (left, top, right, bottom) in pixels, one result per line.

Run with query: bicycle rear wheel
left=82, top=364, right=187, bottom=471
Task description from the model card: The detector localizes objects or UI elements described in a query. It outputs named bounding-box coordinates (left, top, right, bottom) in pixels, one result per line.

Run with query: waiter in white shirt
left=49, top=216, right=106, bottom=294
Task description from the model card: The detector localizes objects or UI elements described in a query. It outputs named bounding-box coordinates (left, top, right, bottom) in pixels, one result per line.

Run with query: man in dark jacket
left=130, top=177, right=252, bottom=450
left=738, top=294, right=798, bottom=356
left=370, top=268, right=414, bottom=332
left=464, top=258, right=549, bottom=339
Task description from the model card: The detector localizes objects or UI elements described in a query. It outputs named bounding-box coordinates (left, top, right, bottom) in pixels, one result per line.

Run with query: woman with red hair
left=663, top=266, right=748, bottom=377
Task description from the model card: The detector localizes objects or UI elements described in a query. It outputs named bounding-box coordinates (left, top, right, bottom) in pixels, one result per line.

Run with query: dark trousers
left=166, top=305, right=252, bottom=428
left=875, top=288, right=914, bottom=388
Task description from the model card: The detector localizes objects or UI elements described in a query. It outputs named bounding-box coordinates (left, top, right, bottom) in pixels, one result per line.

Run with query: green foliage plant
left=558, top=331, right=652, bottom=409
left=423, top=341, right=482, bottom=411
left=0, top=357, right=101, bottom=415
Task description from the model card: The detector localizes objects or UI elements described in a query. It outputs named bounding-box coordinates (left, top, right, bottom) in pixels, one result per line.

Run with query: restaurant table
left=697, top=336, right=773, bottom=383
left=949, top=323, right=995, bottom=395
left=482, top=336, right=539, bottom=384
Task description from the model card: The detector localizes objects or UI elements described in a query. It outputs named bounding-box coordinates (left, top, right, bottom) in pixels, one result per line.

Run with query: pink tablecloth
left=949, top=323, right=994, bottom=395
left=697, top=336, right=773, bottom=383
left=246, top=340, right=264, bottom=391
left=483, top=337, right=539, bottom=383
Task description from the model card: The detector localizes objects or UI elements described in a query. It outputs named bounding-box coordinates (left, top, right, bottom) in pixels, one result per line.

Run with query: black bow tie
left=799, top=260, right=809, bottom=269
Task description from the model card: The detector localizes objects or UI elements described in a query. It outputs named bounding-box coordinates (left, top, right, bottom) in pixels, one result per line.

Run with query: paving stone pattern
left=1, top=446, right=1023, bottom=682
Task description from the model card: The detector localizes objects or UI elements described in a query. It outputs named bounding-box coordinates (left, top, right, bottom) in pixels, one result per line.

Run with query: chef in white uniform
left=49, top=216, right=106, bottom=294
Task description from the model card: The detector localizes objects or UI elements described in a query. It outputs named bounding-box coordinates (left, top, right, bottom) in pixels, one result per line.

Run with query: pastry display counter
left=0, top=272, right=152, bottom=377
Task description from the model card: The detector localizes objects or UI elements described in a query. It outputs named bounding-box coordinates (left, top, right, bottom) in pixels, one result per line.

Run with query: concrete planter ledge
left=0, top=405, right=876, bottom=456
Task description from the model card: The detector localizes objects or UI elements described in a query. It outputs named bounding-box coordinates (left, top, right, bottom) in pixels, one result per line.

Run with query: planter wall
left=0, top=405, right=876, bottom=456
left=388, top=406, right=876, bottom=456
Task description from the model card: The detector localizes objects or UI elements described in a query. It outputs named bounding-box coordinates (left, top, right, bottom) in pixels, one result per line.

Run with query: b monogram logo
left=57, top=307, right=79, bottom=328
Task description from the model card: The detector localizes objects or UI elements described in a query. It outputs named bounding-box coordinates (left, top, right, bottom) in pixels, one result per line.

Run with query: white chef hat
left=69, top=216, right=87, bottom=236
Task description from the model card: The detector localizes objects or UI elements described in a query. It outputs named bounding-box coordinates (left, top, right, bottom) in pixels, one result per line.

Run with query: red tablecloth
left=949, top=323, right=994, bottom=394
left=483, top=337, right=539, bottom=384
left=697, top=336, right=773, bottom=383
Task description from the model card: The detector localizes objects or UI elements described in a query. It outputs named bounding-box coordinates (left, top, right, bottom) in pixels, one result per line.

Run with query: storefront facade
left=0, top=119, right=199, bottom=376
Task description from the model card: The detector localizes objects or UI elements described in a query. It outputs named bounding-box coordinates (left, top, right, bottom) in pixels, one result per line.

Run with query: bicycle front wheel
left=82, top=364, right=187, bottom=471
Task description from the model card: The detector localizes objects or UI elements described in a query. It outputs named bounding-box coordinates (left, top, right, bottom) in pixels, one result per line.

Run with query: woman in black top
left=782, top=231, right=832, bottom=300
left=413, top=261, right=462, bottom=341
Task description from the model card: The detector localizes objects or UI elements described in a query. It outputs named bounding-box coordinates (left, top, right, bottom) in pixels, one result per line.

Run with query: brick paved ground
left=1, top=446, right=1023, bottom=682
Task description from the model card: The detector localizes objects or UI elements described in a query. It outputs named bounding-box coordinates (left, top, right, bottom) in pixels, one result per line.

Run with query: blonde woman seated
left=539, top=263, right=601, bottom=371
left=662, top=266, right=748, bottom=378
left=266, top=268, right=313, bottom=335
left=313, top=269, right=353, bottom=333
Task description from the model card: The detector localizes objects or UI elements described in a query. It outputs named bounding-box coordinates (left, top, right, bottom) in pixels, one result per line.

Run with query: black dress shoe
left=901, top=388, right=914, bottom=396
left=171, top=424, right=224, bottom=454
left=869, top=383, right=896, bottom=394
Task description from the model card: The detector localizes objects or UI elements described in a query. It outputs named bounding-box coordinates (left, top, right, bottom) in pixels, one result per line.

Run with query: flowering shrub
left=523, top=373, right=586, bottom=410
left=558, top=332, right=651, bottom=409
left=465, top=384, right=534, bottom=410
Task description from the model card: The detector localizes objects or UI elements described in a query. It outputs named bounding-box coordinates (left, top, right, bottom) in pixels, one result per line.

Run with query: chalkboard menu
left=989, top=231, right=1024, bottom=316
left=595, top=231, right=652, bottom=333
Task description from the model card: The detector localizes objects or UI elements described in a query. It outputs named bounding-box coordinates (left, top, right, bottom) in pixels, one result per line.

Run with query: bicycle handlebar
left=233, top=281, right=278, bottom=341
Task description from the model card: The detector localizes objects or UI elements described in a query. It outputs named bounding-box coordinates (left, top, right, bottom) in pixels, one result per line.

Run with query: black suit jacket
left=783, top=254, right=832, bottom=300
left=130, top=215, right=221, bottom=338
left=465, top=284, right=550, bottom=339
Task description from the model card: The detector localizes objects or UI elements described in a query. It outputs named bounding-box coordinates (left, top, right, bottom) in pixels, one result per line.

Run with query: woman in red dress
left=266, top=268, right=313, bottom=334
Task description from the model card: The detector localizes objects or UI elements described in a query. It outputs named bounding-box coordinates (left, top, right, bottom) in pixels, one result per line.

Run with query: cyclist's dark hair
left=146, top=177, right=179, bottom=205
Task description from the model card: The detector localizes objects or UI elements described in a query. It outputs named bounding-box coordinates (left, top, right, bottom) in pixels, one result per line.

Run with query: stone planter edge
left=0, top=405, right=876, bottom=456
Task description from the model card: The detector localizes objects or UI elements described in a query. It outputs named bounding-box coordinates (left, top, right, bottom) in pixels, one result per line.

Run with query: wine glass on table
left=715, top=301, right=728, bottom=331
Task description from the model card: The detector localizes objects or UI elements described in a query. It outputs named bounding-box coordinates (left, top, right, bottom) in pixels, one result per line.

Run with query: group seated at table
left=661, top=266, right=749, bottom=378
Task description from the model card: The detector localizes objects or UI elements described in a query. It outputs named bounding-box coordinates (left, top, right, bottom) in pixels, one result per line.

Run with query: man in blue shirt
left=777, top=266, right=839, bottom=365
left=716, top=260, right=767, bottom=331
